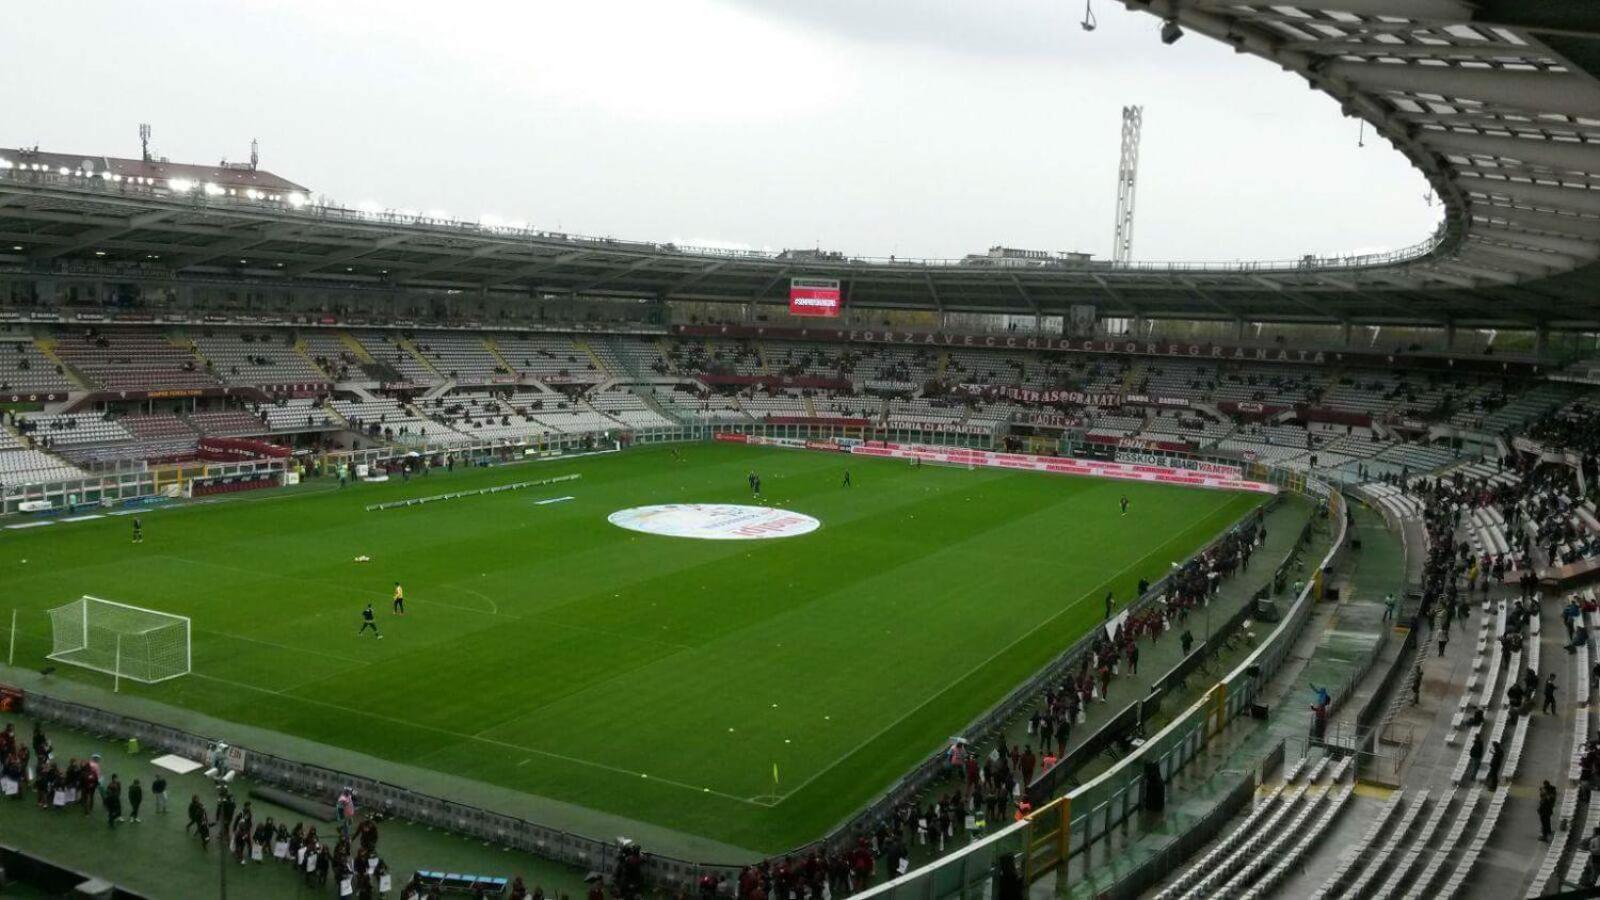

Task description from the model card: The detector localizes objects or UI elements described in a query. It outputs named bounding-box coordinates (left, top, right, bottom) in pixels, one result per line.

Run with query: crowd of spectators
left=0, top=720, right=572, bottom=900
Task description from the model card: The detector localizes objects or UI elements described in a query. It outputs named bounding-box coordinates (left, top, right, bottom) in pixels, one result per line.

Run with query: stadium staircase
left=420, top=378, right=456, bottom=401
left=1122, top=359, right=1150, bottom=393
left=638, top=389, right=686, bottom=425
left=1155, top=755, right=1357, bottom=900
left=175, top=334, right=210, bottom=371
left=481, top=336, right=518, bottom=377
left=804, top=396, right=818, bottom=417
left=1288, top=592, right=1551, bottom=898
left=571, top=339, right=613, bottom=378
left=935, top=350, right=950, bottom=379
left=292, top=337, right=331, bottom=380
left=338, top=331, right=376, bottom=364
left=1526, top=600, right=1600, bottom=896
left=396, top=337, right=443, bottom=379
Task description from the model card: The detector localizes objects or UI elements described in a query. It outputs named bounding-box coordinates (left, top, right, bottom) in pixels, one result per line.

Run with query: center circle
left=608, top=504, right=821, bottom=541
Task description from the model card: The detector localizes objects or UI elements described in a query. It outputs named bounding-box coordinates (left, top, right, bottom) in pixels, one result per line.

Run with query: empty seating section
left=186, top=409, right=268, bottom=437
left=587, top=390, right=674, bottom=428
left=410, top=333, right=509, bottom=383
left=53, top=328, right=219, bottom=391
left=352, top=333, right=439, bottom=385
left=887, top=397, right=967, bottom=427
left=0, top=449, right=88, bottom=487
left=670, top=390, right=749, bottom=421
left=329, top=397, right=445, bottom=444
left=254, top=398, right=334, bottom=432
left=739, top=392, right=810, bottom=419
left=495, top=334, right=604, bottom=383
left=190, top=330, right=325, bottom=386
left=17, top=413, right=133, bottom=448
left=593, top=336, right=670, bottom=377
left=1155, top=755, right=1354, bottom=900
left=300, top=332, right=363, bottom=380
left=0, top=340, right=73, bottom=394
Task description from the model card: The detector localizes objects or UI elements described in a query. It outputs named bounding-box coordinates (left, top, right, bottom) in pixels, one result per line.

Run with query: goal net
left=47, top=596, right=191, bottom=684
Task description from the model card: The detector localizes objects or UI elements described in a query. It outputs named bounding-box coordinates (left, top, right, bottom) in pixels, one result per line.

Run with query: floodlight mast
left=1112, top=105, right=1143, bottom=266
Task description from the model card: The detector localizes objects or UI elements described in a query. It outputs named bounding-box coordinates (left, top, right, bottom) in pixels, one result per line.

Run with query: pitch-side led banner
left=790, top=277, right=842, bottom=318
left=850, top=442, right=1277, bottom=494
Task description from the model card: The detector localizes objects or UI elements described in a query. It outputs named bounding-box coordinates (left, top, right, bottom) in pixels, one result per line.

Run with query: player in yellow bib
left=392, top=582, right=405, bottom=616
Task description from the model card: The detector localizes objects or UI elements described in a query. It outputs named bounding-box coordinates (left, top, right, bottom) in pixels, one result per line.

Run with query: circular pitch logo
left=607, top=504, right=821, bottom=541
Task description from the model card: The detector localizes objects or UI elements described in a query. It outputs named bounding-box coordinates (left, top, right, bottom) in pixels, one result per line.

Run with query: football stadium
left=5, top=2, right=1600, bottom=899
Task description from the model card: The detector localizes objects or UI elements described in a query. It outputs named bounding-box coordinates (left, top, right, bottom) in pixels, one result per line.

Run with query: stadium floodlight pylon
left=47, top=596, right=191, bottom=691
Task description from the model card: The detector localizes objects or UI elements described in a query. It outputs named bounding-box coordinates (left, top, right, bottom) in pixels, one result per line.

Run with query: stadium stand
left=51, top=328, right=220, bottom=392
left=0, top=338, right=74, bottom=394
left=495, top=334, right=606, bottom=383
left=189, top=329, right=327, bottom=387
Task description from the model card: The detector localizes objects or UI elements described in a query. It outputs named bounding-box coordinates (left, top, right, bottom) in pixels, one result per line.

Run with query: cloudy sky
left=5, top=0, right=1439, bottom=263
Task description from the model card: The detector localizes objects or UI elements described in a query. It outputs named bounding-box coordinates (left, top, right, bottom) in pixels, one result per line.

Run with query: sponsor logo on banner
left=1114, top=450, right=1241, bottom=477
left=608, top=504, right=822, bottom=540
left=714, top=432, right=750, bottom=444
left=847, top=442, right=1276, bottom=495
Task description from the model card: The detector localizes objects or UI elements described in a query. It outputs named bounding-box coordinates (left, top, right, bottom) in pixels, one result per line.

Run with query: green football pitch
left=1, top=442, right=1265, bottom=853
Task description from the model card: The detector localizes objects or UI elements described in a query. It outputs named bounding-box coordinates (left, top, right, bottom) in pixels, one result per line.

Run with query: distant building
left=0, top=146, right=309, bottom=201
left=961, top=246, right=1095, bottom=267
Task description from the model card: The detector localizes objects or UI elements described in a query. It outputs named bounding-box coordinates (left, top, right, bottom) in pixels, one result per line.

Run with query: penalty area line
left=188, top=672, right=763, bottom=807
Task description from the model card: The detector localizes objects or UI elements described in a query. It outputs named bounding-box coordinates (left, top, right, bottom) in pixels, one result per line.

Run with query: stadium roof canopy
left=2, top=0, right=1600, bottom=329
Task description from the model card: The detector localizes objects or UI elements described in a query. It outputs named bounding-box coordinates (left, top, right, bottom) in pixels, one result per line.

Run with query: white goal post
left=46, top=596, right=191, bottom=688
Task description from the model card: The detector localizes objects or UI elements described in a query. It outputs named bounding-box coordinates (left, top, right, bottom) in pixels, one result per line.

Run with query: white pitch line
left=195, top=628, right=366, bottom=665
left=189, top=672, right=761, bottom=806
left=446, top=585, right=501, bottom=615
left=768, top=504, right=1241, bottom=804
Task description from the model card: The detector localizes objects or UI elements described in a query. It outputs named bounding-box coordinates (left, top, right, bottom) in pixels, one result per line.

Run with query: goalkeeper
left=357, top=603, right=383, bottom=639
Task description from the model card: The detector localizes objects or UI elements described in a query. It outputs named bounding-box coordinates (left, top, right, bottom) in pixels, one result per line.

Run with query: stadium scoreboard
left=789, top=277, right=842, bottom=317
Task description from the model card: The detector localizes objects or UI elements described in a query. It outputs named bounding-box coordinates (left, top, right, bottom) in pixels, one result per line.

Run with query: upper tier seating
left=190, top=330, right=326, bottom=387
left=0, top=340, right=73, bottom=394
left=52, top=328, right=221, bottom=392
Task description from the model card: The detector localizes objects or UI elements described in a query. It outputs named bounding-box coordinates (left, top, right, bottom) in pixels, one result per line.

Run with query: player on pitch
left=358, top=603, right=383, bottom=638
left=392, top=582, right=405, bottom=616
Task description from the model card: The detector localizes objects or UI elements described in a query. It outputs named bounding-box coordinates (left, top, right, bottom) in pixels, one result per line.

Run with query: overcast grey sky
left=4, top=0, right=1440, bottom=263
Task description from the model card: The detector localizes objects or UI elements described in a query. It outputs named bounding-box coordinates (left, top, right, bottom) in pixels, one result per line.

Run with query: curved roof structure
left=1122, top=0, right=1600, bottom=326
left=2, top=1, right=1599, bottom=328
